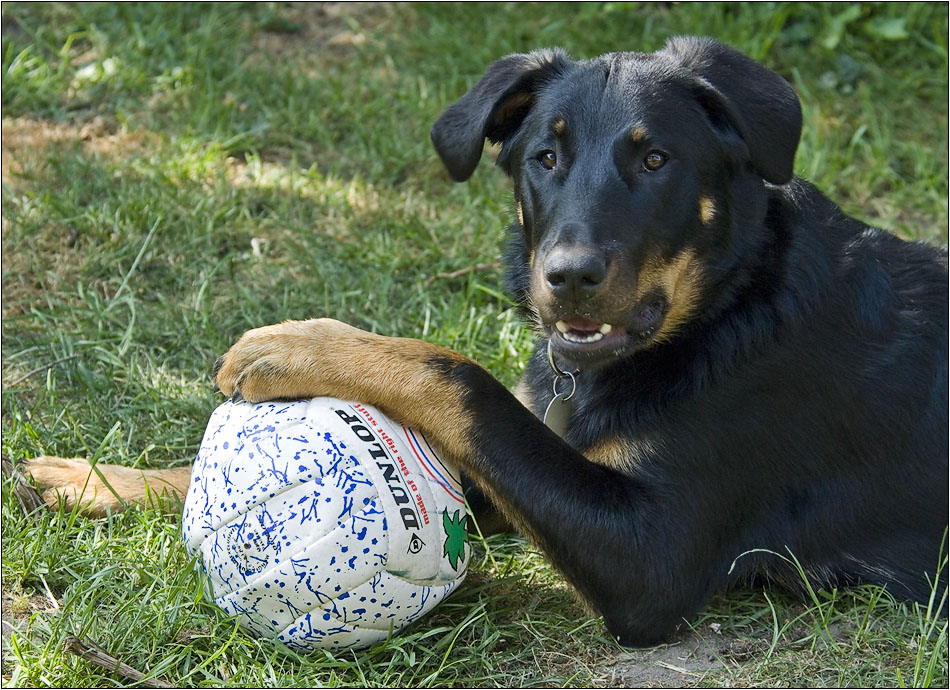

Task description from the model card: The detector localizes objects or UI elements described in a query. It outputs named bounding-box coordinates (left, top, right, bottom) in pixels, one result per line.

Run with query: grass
left=1, top=2, right=947, bottom=687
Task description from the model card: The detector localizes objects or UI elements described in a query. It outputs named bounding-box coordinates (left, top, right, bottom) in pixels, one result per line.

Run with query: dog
left=25, top=36, right=948, bottom=646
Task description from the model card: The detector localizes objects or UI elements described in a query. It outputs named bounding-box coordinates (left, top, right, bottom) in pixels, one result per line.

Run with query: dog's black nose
left=544, top=247, right=607, bottom=299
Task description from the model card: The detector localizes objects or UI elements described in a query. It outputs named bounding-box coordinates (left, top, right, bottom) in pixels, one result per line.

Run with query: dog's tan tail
left=21, top=456, right=192, bottom=517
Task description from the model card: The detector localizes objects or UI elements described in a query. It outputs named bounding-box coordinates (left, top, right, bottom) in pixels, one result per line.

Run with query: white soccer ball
left=181, top=397, right=470, bottom=652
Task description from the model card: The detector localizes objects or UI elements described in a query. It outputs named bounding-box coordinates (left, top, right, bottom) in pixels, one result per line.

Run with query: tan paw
left=214, top=318, right=367, bottom=403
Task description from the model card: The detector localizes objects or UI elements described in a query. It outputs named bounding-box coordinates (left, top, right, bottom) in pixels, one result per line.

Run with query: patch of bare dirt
left=592, top=627, right=766, bottom=688
left=246, top=2, right=396, bottom=74
left=1, top=587, right=57, bottom=680
left=1, top=115, right=152, bottom=187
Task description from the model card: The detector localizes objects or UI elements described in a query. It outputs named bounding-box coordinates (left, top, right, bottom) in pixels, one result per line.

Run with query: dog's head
left=431, top=37, right=802, bottom=369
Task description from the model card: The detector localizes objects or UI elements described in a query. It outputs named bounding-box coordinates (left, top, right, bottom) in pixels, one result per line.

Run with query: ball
left=181, top=397, right=470, bottom=652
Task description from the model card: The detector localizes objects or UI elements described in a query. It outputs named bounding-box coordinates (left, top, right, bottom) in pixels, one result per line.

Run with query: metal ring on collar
left=547, top=340, right=576, bottom=401
left=551, top=368, right=577, bottom=401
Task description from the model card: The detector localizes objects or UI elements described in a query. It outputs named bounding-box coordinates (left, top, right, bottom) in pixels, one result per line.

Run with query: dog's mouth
left=554, top=316, right=616, bottom=345
left=547, top=297, right=668, bottom=368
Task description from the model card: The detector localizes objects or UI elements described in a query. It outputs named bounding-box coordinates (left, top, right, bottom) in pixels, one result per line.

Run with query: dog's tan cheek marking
left=699, top=196, right=717, bottom=226
left=657, top=249, right=705, bottom=343
left=517, top=201, right=525, bottom=227
left=635, top=249, right=705, bottom=344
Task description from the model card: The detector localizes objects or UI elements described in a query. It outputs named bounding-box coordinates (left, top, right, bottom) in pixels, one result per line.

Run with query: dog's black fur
left=429, top=37, right=948, bottom=644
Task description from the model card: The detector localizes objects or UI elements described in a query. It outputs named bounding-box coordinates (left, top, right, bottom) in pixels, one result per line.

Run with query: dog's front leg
left=215, top=318, right=700, bottom=646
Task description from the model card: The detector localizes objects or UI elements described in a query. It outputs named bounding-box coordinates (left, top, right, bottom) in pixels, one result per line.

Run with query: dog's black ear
left=663, top=36, right=802, bottom=184
left=431, top=49, right=572, bottom=182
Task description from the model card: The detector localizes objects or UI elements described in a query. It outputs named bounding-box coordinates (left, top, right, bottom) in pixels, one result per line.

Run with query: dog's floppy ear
left=663, top=36, right=802, bottom=184
left=431, top=49, right=572, bottom=182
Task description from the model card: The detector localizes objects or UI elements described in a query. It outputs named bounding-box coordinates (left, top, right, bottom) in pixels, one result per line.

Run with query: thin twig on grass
left=7, top=354, right=80, bottom=387
left=62, top=635, right=174, bottom=688
left=423, top=262, right=500, bottom=286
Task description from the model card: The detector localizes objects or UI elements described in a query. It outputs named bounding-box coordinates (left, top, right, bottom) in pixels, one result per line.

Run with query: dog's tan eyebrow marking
left=699, top=196, right=717, bottom=225
left=553, top=117, right=567, bottom=135
left=630, top=126, right=646, bottom=144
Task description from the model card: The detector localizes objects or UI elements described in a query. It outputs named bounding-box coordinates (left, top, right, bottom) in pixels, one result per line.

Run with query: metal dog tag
left=543, top=339, right=576, bottom=438
left=543, top=393, right=573, bottom=438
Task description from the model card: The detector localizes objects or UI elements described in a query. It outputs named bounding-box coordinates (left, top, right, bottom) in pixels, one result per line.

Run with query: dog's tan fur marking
left=553, top=117, right=566, bottom=135
left=699, top=196, right=717, bottom=226
left=517, top=201, right=525, bottom=227
left=583, top=437, right=657, bottom=471
left=24, top=456, right=190, bottom=516
left=636, top=248, right=705, bottom=344
left=630, top=126, right=646, bottom=144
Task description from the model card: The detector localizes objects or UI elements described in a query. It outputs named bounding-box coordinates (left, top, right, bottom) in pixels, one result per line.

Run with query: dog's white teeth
left=555, top=321, right=614, bottom=344
left=561, top=330, right=605, bottom=344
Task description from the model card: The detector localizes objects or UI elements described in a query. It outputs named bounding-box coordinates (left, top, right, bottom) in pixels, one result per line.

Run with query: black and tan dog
left=27, top=37, right=948, bottom=646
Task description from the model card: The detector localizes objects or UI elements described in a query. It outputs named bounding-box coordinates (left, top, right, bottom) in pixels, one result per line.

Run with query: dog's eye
left=643, top=151, right=667, bottom=172
left=538, top=150, right=557, bottom=170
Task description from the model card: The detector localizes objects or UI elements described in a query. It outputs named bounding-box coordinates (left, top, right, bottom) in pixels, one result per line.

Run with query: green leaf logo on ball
left=442, top=509, right=468, bottom=571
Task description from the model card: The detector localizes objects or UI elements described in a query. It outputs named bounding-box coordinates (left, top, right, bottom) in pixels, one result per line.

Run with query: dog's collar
left=542, top=339, right=577, bottom=438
